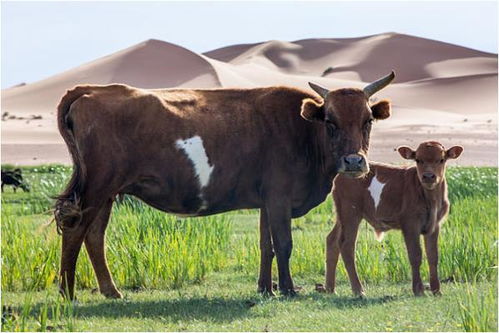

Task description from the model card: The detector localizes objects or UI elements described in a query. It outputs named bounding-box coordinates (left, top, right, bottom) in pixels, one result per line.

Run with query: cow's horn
left=308, top=82, right=329, bottom=98
left=363, top=71, right=395, bottom=98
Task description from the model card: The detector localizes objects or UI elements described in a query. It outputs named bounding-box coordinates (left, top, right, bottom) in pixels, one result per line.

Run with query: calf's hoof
left=315, top=283, right=327, bottom=293
left=102, top=288, right=123, bottom=299
left=315, top=283, right=335, bottom=294
left=353, top=291, right=366, bottom=299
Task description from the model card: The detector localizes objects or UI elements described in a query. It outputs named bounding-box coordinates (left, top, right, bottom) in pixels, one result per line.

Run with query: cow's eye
left=440, top=159, right=444, bottom=163
left=416, top=159, right=422, bottom=164
left=325, top=120, right=337, bottom=131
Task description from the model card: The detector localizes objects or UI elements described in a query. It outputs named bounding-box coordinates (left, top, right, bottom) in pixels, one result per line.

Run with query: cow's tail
left=54, top=86, right=92, bottom=234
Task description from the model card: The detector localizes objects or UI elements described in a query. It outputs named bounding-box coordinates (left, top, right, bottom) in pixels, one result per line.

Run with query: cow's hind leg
left=84, top=198, right=122, bottom=299
left=59, top=208, right=99, bottom=299
left=257, top=207, right=275, bottom=296
left=58, top=184, right=108, bottom=299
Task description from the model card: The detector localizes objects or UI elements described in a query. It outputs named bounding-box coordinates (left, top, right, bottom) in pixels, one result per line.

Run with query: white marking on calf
left=368, top=175, right=385, bottom=210
left=175, top=135, right=214, bottom=209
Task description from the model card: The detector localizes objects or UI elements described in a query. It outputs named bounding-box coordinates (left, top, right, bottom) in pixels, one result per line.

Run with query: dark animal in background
left=1, top=168, right=30, bottom=193
left=54, top=72, right=395, bottom=300
left=324, top=141, right=463, bottom=296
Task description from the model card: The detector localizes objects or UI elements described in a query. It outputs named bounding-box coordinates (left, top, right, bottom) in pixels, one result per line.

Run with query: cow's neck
left=289, top=125, right=337, bottom=218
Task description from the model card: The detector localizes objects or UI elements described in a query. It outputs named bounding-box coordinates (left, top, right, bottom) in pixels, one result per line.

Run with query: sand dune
left=1, top=32, right=497, bottom=166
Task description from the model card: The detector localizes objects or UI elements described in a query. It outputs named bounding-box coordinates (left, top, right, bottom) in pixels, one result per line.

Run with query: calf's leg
left=257, top=207, right=275, bottom=296
left=402, top=227, right=424, bottom=296
left=424, top=227, right=441, bottom=295
left=325, top=222, right=341, bottom=293
left=84, top=199, right=122, bottom=299
left=339, top=217, right=364, bottom=296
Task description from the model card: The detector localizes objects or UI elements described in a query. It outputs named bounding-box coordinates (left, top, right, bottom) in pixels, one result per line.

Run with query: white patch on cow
left=374, top=230, right=385, bottom=242
left=176, top=135, right=214, bottom=188
left=368, top=175, right=385, bottom=210
left=175, top=135, right=214, bottom=209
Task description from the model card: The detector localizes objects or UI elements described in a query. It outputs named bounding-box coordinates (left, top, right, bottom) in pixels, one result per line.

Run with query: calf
left=324, top=141, right=463, bottom=296
left=1, top=169, right=29, bottom=193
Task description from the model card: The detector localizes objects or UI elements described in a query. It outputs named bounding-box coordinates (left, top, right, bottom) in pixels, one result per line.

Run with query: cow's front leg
left=258, top=207, right=275, bottom=296
left=265, top=200, right=295, bottom=296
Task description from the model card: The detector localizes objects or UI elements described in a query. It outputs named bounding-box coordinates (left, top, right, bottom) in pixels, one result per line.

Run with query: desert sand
left=1, top=32, right=497, bottom=166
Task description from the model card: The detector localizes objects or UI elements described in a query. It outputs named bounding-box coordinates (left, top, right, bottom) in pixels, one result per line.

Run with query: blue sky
left=1, top=1, right=497, bottom=88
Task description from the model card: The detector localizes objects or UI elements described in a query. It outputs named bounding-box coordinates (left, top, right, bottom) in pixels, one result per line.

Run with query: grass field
left=1, top=165, right=497, bottom=331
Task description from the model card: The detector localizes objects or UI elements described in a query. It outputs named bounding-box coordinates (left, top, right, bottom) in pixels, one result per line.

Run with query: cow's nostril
left=344, top=154, right=364, bottom=166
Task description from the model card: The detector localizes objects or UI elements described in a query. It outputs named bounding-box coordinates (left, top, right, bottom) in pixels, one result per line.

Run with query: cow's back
left=65, top=84, right=322, bottom=216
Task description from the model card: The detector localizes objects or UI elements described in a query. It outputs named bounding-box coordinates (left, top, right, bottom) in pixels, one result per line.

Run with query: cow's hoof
left=102, top=289, right=123, bottom=299
left=257, top=286, right=276, bottom=297
left=258, top=289, right=276, bottom=297
left=280, top=288, right=297, bottom=297
left=432, top=290, right=442, bottom=296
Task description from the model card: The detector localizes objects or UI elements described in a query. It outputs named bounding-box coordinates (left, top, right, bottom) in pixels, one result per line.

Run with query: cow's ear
left=446, top=146, right=463, bottom=159
left=301, top=98, right=325, bottom=122
left=371, top=99, right=391, bottom=120
left=397, top=146, right=416, bottom=160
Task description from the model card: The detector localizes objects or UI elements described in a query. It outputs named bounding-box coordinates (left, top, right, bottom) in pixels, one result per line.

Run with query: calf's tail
left=54, top=86, right=92, bottom=234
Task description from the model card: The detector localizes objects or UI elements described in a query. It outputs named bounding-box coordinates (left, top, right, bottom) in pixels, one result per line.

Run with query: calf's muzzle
left=422, top=172, right=436, bottom=183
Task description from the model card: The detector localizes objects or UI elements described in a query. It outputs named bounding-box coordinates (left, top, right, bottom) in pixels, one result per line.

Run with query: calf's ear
left=397, top=146, right=416, bottom=160
left=301, top=98, right=325, bottom=122
left=446, top=146, right=463, bottom=159
left=371, top=100, right=391, bottom=120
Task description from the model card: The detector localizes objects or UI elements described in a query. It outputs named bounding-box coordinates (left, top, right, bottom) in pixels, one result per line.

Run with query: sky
left=1, top=1, right=497, bottom=88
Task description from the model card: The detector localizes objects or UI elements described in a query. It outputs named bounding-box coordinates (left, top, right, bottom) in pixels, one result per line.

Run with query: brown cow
left=324, top=141, right=463, bottom=296
left=54, top=72, right=395, bottom=299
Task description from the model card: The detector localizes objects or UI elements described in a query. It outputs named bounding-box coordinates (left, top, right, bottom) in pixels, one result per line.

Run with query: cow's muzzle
left=338, top=154, right=369, bottom=178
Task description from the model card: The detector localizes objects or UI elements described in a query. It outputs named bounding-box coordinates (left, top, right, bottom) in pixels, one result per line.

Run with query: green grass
left=1, top=165, right=497, bottom=331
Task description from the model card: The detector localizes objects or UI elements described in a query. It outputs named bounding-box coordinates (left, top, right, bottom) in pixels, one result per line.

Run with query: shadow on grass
left=283, top=290, right=402, bottom=309
left=19, top=296, right=254, bottom=323
left=320, top=294, right=401, bottom=309
left=8, top=290, right=401, bottom=323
